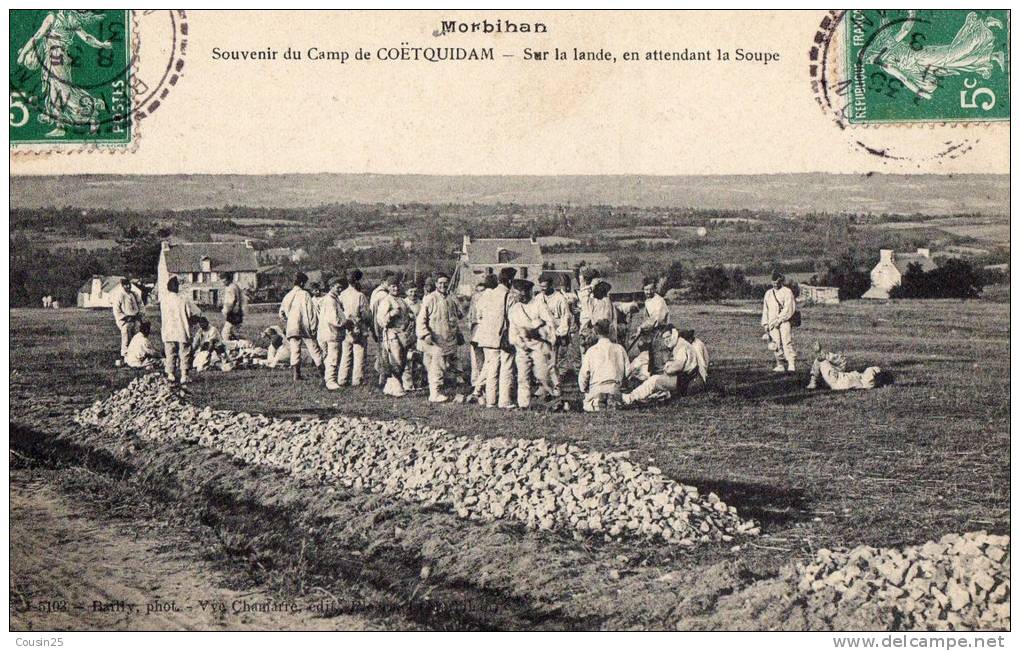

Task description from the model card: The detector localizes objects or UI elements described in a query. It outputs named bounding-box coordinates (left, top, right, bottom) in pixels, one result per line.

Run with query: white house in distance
left=454, top=236, right=544, bottom=296
left=862, top=248, right=937, bottom=299
left=157, top=240, right=259, bottom=306
left=76, top=275, right=143, bottom=309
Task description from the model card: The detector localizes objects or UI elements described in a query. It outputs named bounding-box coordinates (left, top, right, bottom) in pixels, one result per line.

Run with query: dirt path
left=9, top=473, right=374, bottom=631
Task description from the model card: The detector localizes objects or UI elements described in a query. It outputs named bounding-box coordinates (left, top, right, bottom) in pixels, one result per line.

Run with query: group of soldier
left=260, top=265, right=718, bottom=411
left=111, top=264, right=881, bottom=404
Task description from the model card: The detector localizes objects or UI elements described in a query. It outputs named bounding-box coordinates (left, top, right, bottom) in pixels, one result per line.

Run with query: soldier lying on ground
left=806, top=342, right=886, bottom=391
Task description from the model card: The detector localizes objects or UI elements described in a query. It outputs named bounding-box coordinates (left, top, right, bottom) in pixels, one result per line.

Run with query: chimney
left=161, top=240, right=171, bottom=251
left=463, top=235, right=471, bottom=250
left=879, top=249, right=894, bottom=264
left=92, top=276, right=102, bottom=295
left=245, top=239, right=253, bottom=249
left=916, top=248, right=931, bottom=258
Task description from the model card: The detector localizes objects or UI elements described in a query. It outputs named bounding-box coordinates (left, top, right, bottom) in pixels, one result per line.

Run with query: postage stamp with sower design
left=844, top=10, right=1009, bottom=124
left=10, top=9, right=133, bottom=146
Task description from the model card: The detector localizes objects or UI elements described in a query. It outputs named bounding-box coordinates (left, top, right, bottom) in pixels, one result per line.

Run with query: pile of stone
left=76, top=374, right=759, bottom=546
left=796, top=532, right=1010, bottom=630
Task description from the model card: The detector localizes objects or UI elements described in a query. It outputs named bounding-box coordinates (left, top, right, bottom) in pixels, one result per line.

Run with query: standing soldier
left=220, top=271, right=246, bottom=341
left=375, top=276, right=407, bottom=397
left=160, top=276, right=200, bottom=384
left=318, top=276, right=348, bottom=390
left=416, top=273, right=461, bottom=403
left=279, top=272, right=322, bottom=381
left=761, top=271, right=797, bottom=372
left=112, top=277, right=142, bottom=364
left=475, top=268, right=516, bottom=409
left=338, top=269, right=370, bottom=386
left=507, top=279, right=556, bottom=409
left=468, top=274, right=497, bottom=399
left=370, top=271, right=396, bottom=387
left=533, top=273, right=570, bottom=397
left=400, top=285, right=424, bottom=391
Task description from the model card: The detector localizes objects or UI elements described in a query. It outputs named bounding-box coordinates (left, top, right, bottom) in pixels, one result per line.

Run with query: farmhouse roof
left=162, top=241, right=258, bottom=273
left=463, top=237, right=543, bottom=265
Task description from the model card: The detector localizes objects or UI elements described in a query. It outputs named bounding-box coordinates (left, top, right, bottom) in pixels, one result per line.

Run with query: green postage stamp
left=9, top=9, right=132, bottom=146
left=844, top=10, right=1009, bottom=124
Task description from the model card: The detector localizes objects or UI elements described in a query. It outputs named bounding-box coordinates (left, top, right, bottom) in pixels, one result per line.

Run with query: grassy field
left=8, top=298, right=1010, bottom=628
left=14, top=298, right=1010, bottom=547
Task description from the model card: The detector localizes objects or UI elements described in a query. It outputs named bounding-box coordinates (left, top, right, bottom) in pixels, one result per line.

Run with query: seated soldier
left=578, top=319, right=628, bottom=412
left=678, top=329, right=709, bottom=394
left=124, top=321, right=160, bottom=369
left=254, top=326, right=290, bottom=368
left=807, top=343, right=884, bottom=391
left=191, top=316, right=230, bottom=372
left=622, top=325, right=702, bottom=407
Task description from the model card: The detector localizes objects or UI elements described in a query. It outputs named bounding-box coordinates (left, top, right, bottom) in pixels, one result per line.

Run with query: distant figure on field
left=807, top=343, right=885, bottom=391
left=279, top=272, right=322, bottom=381
left=578, top=319, right=628, bottom=412
left=220, top=271, right=246, bottom=341
left=160, top=276, right=201, bottom=384
left=761, top=271, right=797, bottom=372
left=124, top=321, right=160, bottom=369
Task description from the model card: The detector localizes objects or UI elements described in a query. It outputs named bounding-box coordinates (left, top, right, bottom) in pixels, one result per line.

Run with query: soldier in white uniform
left=278, top=272, right=322, bottom=381
left=475, top=268, right=516, bottom=409
left=220, top=271, right=246, bottom=341
left=317, top=276, right=348, bottom=390
left=112, top=277, right=142, bottom=362
left=761, top=271, right=797, bottom=372
left=507, top=279, right=556, bottom=409
left=622, top=325, right=702, bottom=407
left=124, top=321, right=160, bottom=369
left=416, top=273, right=462, bottom=403
left=338, top=269, right=370, bottom=386
left=533, top=273, right=571, bottom=397
left=578, top=320, right=628, bottom=411
left=160, top=276, right=200, bottom=384
left=807, top=343, right=883, bottom=391
left=375, top=277, right=407, bottom=397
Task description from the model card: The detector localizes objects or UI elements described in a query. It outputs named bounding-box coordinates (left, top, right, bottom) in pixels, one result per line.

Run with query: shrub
left=890, top=259, right=985, bottom=299
left=811, top=253, right=871, bottom=300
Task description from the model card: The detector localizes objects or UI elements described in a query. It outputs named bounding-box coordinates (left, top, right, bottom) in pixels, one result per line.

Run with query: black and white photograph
left=7, top=8, right=1011, bottom=644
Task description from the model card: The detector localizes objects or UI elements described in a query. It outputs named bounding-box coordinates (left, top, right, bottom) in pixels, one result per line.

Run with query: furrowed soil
left=9, top=299, right=1010, bottom=630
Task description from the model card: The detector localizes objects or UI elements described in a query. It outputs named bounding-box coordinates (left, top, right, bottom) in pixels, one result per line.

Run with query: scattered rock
left=795, top=531, right=1010, bottom=631
left=76, top=374, right=758, bottom=547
